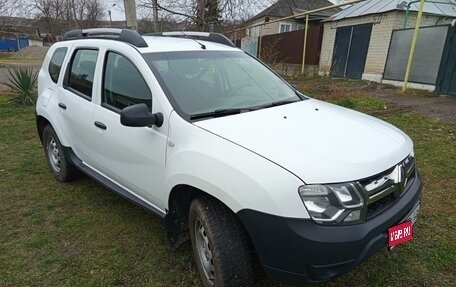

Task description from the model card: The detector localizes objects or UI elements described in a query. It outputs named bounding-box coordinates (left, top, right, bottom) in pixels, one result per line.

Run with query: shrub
left=4, top=68, right=38, bottom=106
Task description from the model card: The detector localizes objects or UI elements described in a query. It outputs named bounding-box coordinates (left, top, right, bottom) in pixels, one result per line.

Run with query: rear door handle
left=58, top=103, right=67, bottom=110
left=94, top=121, right=107, bottom=130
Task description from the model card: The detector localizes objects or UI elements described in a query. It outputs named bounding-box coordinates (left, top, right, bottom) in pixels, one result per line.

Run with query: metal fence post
left=301, top=14, right=309, bottom=75
left=258, top=25, right=263, bottom=59
left=402, top=0, right=425, bottom=92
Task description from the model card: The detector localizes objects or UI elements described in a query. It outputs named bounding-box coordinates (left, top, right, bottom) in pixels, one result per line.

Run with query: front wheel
left=189, top=196, right=253, bottom=287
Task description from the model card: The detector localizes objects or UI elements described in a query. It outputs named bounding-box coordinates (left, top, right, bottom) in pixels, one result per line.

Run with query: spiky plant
left=4, top=68, right=38, bottom=106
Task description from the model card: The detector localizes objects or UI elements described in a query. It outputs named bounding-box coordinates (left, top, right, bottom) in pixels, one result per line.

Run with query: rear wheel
left=189, top=196, right=253, bottom=287
left=42, top=125, right=79, bottom=182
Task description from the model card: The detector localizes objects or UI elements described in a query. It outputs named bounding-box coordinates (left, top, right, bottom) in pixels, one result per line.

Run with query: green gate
left=331, top=23, right=373, bottom=79
left=436, top=26, right=456, bottom=96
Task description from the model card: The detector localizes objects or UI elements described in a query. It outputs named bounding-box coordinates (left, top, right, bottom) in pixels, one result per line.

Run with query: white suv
left=36, top=28, right=422, bottom=286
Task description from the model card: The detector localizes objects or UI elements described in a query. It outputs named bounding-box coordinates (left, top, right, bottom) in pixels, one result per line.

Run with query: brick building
left=319, top=0, right=456, bottom=91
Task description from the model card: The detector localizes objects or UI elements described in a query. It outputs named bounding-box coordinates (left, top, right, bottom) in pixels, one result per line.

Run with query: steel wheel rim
left=194, top=218, right=215, bottom=285
left=47, top=136, right=61, bottom=173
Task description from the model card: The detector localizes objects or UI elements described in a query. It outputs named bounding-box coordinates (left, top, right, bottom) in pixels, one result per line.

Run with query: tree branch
left=156, top=3, right=196, bottom=20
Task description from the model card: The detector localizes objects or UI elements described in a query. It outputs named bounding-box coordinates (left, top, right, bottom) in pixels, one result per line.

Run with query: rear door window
left=67, top=49, right=99, bottom=99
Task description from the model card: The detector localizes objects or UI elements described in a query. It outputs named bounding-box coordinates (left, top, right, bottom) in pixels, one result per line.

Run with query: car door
left=88, top=49, right=168, bottom=207
left=55, top=47, right=100, bottom=160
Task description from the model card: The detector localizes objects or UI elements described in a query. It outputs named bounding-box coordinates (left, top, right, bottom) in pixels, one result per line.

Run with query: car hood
left=194, top=99, right=413, bottom=184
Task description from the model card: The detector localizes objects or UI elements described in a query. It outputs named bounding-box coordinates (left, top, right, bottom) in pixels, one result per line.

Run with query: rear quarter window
left=48, top=47, right=68, bottom=83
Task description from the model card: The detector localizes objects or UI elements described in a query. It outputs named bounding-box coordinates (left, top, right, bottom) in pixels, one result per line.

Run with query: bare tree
left=137, top=15, right=180, bottom=33
left=32, top=0, right=106, bottom=35
left=71, top=0, right=106, bottom=28
left=0, top=0, right=27, bottom=17
left=137, top=0, right=274, bottom=32
left=0, top=0, right=25, bottom=28
left=32, top=0, right=67, bottom=35
left=85, top=0, right=105, bottom=27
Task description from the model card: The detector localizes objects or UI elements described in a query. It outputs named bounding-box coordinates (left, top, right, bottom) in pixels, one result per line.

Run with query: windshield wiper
left=190, top=108, right=253, bottom=120
left=254, top=98, right=302, bottom=110
left=190, top=98, right=302, bottom=120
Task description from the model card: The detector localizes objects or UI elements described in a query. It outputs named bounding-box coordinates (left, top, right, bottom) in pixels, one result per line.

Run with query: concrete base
left=273, top=64, right=319, bottom=77
left=362, top=73, right=383, bottom=82
left=381, top=79, right=435, bottom=92
left=318, top=71, right=330, bottom=77
left=315, top=71, right=436, bottom=92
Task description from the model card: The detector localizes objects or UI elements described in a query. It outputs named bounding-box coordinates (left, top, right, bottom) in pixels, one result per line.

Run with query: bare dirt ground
left=0, top=46, right=47, bottom=90
left=0, top=64, right=42, bottom=90
left=375, top=90, right=455, bottom=123
left=295, top=77, right=456, bottom=123
left=11, top=46, right=49, bottom=58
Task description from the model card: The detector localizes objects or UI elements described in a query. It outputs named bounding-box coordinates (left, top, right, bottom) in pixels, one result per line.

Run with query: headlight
left=298, top=183, right=366, bottom=225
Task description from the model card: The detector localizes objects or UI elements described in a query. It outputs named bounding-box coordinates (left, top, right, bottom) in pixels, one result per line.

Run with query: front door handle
left=58, top=103, right=67, bottom=110
left=94, top=121, right=107, bottom=130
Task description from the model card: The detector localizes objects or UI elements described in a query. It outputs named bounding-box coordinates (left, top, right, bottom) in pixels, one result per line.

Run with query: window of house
left=279, top=23, right=292, bottom=33
left=67, top=49, right=98, bottom=99
left=48, top=47, right=67, bottom=83
left=102, top=52, right=152, bottom=112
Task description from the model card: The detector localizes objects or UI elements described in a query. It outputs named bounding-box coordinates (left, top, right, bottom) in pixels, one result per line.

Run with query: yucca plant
left=4, top=68, right=38, bottom=106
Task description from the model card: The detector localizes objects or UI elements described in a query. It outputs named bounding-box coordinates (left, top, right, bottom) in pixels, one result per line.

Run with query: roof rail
left=144, top=31, right=236, bottom=47
left=63, top=28, right=148, bottom=48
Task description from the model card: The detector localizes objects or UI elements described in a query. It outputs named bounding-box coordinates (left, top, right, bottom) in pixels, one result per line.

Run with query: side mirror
left=120, top=104, right=164, bottom=128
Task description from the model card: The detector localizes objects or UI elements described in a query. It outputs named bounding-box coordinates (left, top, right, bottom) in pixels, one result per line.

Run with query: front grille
left=366, top=192, right=396, bottom=219
left=358, top=155, right=416, bottom=219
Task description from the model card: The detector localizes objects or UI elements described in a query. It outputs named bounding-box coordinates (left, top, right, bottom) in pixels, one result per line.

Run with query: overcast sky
left=108, top=0, right=342, bottom=21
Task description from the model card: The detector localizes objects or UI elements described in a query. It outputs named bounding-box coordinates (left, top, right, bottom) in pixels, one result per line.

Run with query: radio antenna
left=179, top=31, right=206, bottom=50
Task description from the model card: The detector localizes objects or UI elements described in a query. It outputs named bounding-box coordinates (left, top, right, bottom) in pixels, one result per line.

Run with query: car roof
left=58, top=29, right=241, bottom=54
left=139, top=36, right=240, bottom=53
left=52, top=36, right=241, bottom=54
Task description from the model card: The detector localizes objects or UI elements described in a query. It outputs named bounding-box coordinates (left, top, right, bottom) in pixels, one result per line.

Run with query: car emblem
left=390, top=164, right=407, bottom=196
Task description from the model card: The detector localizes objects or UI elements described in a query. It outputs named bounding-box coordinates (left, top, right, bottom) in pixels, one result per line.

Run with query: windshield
left=144, top=51, right=302, bottom=118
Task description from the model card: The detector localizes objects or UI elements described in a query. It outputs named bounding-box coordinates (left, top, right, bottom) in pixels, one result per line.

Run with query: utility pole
left=123, top=0, right=138, bottom=30
left=152, top=0, right=159, bottom=32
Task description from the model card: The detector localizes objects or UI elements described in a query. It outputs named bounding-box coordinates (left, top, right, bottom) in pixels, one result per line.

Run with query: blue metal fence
left=0, top=36, right=30, bottom=52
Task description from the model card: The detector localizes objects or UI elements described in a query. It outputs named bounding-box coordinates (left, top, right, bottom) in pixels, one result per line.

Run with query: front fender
left=164, top=112, right=309, bottom=219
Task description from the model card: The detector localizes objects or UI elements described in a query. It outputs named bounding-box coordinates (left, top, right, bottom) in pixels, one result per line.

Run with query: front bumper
left=237, top=172, right=422, bottom=283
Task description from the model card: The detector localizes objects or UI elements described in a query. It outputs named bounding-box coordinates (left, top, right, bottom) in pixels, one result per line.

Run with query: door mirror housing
left=120, top=104, right=163, bottom=127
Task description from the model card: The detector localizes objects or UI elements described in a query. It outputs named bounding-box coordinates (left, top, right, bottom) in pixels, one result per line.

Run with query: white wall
left=246, top=18, right=303, bottom=36
left=28, top=39, right=43, bottom=47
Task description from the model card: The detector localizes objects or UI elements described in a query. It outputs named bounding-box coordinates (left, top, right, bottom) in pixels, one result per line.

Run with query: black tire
left=42, top=125, right=79, bottom=182
left=189, top=196, right=253, bottom=287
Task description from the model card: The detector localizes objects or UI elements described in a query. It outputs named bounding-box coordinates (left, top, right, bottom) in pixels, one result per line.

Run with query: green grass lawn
left=0, top=93, right=454, bottom=286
